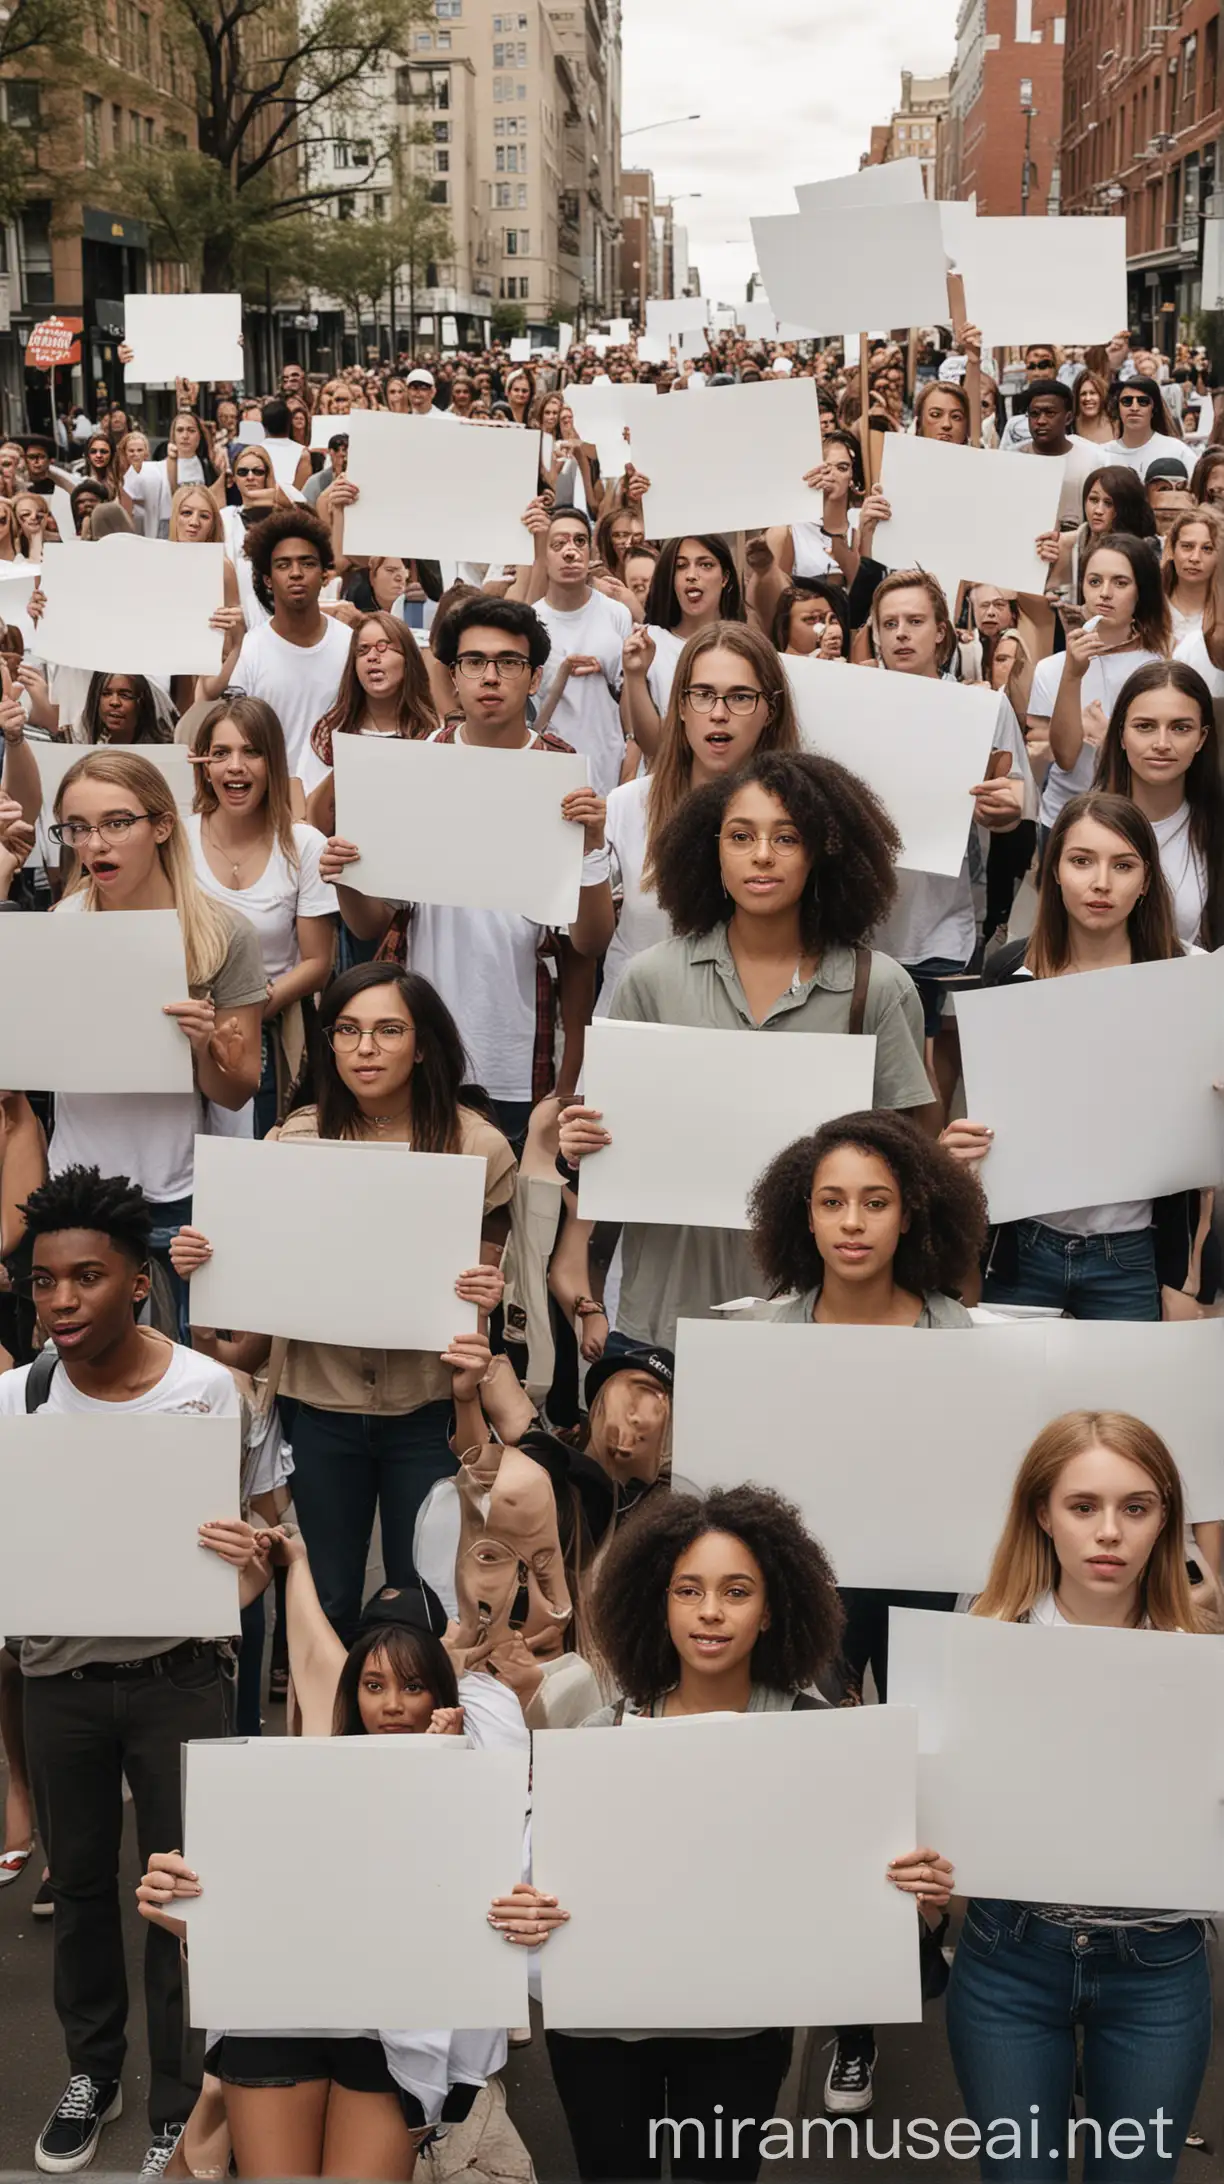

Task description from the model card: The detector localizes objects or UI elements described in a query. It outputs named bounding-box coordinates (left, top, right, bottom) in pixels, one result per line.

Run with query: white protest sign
left=795, top=160, right=927, bottom=212
left=123, top=293, right=243, bottom=385
left=956, top=952, right=1224, bottom=1223
left=674, top=1318, right=1224, bottom=1592
left=508, top=337, right=532, bottom=362
left=635, top=334, right=671, bottom=366
left=185, top=1739, right=530, bottom=2028
left=609, top=317, right=632, bottom=343
left=236, top=419, right=265, bottom=443
left=31, top=738, right=194, bottom=817
left=631, top=378, right=824, bottom=536
left=890, top=1611, right=1224, bottom=1911
left=189, top=1134, right=487, bottom=1350
left=948, top=216, right=1128, bottom=346
left=310, top=413, right=350, bottom=450
left=0, top=908, right=192, bottom=1092
left=332, top=734, right=588, bottom=925
left=578, top=1019, right=875, bottom=1229
left=644, top=296, right=712, bottom=340
left=36, top=535, right=223, bottom=679
left=441, top=315, right=459, bottom=347
left=751, top=203, right=950, bottom=338
left=784, top=656, right=999, bottom=879
left=344, top=412, right=540, bottom=564
left=0, top=561, right=38, bottom=613
left=0, top=1414, right=240, bottom=1636
left=872, top=433, right=1064, bottom=600
left=563, top=381, right=659, bottom=473
left=738, top=301, right=779, bottom=339
left=534, top=1709, right=921, bottom=2028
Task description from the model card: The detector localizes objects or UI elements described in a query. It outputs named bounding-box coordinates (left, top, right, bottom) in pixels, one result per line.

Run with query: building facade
left=940, top=0, right=1065, bottom=212
left=862, top=71, right=950, bottom=190
left=1061, top=0, right=1221, bottom=347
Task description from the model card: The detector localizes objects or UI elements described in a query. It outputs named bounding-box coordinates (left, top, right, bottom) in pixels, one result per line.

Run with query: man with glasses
left=517, top=505, right=632, bottom=796
left=1106, top=376, right=1188, bottom=480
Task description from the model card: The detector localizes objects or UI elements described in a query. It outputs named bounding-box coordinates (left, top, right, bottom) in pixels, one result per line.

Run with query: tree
left=92, top=0, right=432, bottom=289
left=0, top=0, right=103, bottom=223
left=305, top=186, right=453, bottom=359
left=491, top=300, right=526, bottom=341
left=387, top=180, right=453, bottom=352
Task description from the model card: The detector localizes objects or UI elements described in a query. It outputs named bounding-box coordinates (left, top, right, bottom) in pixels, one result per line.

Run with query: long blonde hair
left=973, top=1410, right=1210, bottom=1632
left=169, top=484, right=223, bottom=543
left=56, top=748, right=235, bottom=986
left=641, top=622, right=799, bottom=890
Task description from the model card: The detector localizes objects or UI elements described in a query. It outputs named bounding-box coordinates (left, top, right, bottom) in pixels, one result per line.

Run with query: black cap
left=357, top=1579, right=447, bottom=1639
left=1145, top=456, right=1189, bottom=483
left=584, top=1344, right=674, bottom=1409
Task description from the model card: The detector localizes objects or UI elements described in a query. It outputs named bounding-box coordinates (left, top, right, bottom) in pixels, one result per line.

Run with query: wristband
left=581, top=844, right=612, bottom=885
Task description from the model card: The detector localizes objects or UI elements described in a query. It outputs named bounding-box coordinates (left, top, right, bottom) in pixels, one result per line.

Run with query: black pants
left=984, top=821, right=1037, bottom=944
left=545, top=2027, right=793, bottom=2181
left=23, top=1645, right=230, bottom=2129
left=839, top=1586, right=956, bottom=1703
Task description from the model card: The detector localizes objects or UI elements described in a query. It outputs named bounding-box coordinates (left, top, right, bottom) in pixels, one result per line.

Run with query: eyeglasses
left=1118, top=393, right=1153, bottom=407
left=356, top=638, right=394, bottom=660
left=453, top=651, right=532, bottom=681
left=718, top=825, right=805, bottom=856
left=234, top=465, right=268, bottom=480
left=49, top=812, right=151, bottom=848
left=683, top=685, right=764, bottom=716
left=325, top=1019, right=410, bottom=1051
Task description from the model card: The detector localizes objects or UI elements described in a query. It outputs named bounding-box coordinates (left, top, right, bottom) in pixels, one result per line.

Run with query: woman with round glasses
left=1106, top=377, right=1186, bottom=481
left=170, top=963, right=515, bottom=1643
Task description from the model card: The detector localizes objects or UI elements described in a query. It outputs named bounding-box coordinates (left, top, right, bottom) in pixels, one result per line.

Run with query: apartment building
left=862, top=70, right=950, bottom=191
left=940, top=0, right=1066, bottom=213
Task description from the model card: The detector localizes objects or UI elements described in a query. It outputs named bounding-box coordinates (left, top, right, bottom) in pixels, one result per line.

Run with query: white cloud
left=620, top=0, right=961, bottom=304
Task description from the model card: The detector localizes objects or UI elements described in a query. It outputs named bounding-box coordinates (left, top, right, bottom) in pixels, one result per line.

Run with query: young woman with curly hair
left=559, top=750, right=932, bottom=1347
left=486, top=1485, right=950, bottom=2182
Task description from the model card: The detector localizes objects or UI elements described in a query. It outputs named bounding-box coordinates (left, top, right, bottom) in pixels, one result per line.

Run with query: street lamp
left=622, top=114, right=701, bottom=139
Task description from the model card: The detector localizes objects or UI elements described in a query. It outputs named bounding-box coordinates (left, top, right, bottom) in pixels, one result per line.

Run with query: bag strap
left=848, top=947, right=871, bottom=1037
left=24, top=1347, right=59, bottom=1412
left=612, top=1698, right=626, bottom=1726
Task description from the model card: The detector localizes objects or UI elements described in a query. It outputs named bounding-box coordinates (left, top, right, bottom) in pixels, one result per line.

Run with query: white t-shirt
left=791, top=510, right=858, bottom=580
left=219, top=504, right=269, bottom=631
left=261, top=437, right=307, bottom=497
left=598, top=775, right=670, bottom=1016
left=123, top=456, right=204, bottom=537
left=1151, top=802, right=1207, bottom=946
left=230, top=616, right=352, bottom=780
left=1174, top=626, right=1224, bottom=698
left=872, top=691, right=1025, bottom=968
left=645, top=625, right=686, bottom=720
left=1028, top=647, right=1164, bottom=826
left=1104, top=433, right=1189, bottom=482
left=186, top=815, right=338, bottom=981
left=534, top=590, right=631, bottom=796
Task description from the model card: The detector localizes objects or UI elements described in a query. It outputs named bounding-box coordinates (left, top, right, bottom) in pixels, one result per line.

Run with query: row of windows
left=415, top=31, right=453, bottom=49
left=500, top=275, right=529, bottom=297
left=503, top=227, right=530, bottom=253
left=494, top=77, right=527, bottom=100
left=436, top=0, right=462, bottom=15
left=494, top=182, right=529, bottom=206
left=83, top=92, right=158, bottom=162
left=493, top=12, right=528, bottom=28
left=495, top=143, right=523, bottom=170
left=493, top=116, right=528, bottom=136
left=493, top=40, right=527, bottom=65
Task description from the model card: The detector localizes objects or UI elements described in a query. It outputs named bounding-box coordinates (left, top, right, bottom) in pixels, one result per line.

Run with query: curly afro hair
left=747, top=1110, right=987, bottom=1301
left=589, top=1484, right=844, bottom=1707
left=652, top=749, right=901, bottom=954
left=245, top=507, right=335, bottom=613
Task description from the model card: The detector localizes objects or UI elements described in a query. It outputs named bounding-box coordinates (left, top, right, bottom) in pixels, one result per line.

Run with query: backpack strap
left=612, top=1698, right=626, bottom=1726
left=24, top=1347, right=59, bottom=1412
left=848, top=947, right=872, bottom=1037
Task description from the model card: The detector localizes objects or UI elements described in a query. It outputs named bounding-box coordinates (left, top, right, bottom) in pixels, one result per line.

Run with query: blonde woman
left=46, top=749, right=264, bottom=1320
left=945, top=1411, right=1217, bottom=2180
left=189, top=697, right=336, bottom=1133
left=169, top=484, right=247, bottom=709
left=220, top=444, right=285, bottom=631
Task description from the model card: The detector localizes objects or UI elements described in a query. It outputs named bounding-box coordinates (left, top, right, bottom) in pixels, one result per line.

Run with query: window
left=505, top=228, right=518, bottom=252
left=429, top=179, right=449, bottom=203
left=416, top=30, right=433, bottom=46
left=111, top=102, right=123, bottom=147
left=494, top=77, right=506, bottom=99
left=516, top=39, right=527, bottom=61
left=495, top=182, right=512, bottom=205
left=494, top=117, right=505, bottom=134
left=519, top=228, right=529, bottom=252
left=433, top=120, right=450, bottom=141
left=435, top=149, right=449, bottom=171
left=436, top=0, right=461, bottom=14
left=495, top=145, right=505, bottom=168
left=494, top=40, right=505, bottom=63
left=1182, top=32, right=1198, bottom=120
left=438, top=32, right=450, bottom=47
left=517, top=81, right=525, bottom=99
left=517, top=182, right=527, bottom=207
left=8, top=81, right=40, bottom=130
left=83, top=92, right=102, bottom=162
left=354, top=140, right=372, bottom=164
left=165, top=128, right=187, bottom=150
left=371, top=194, right=387, bottom=218
left=334, top=138, right=351, bottom=166
left=19, top=202, right=53, bottom=306
left=506, top=144, right=518, bottom=171
left=337, top=194, right=356, bottom=220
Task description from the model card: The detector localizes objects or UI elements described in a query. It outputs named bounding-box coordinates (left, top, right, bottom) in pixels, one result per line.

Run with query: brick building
left=862, top=72, right=950, bottom=191
left=941, top=0, right=1067, bottom=211
left=1061, top=0, right=1221, bottom=349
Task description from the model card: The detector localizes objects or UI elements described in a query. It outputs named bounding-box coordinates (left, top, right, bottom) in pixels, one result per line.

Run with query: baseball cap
left=406, top=368, right=435, bottom=388
left=583, top=1345, right=675, bottom=1409
left=357, top=1579, right=447, bottom=1638
left=1145, top=456, right=1190, bottom=483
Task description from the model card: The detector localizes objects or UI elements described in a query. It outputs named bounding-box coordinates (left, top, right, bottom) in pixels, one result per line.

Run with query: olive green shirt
left=608, top=929, right=931, bottom=1347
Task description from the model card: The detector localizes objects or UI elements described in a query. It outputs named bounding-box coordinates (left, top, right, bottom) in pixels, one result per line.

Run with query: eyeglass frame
left=324, top=1019, right=413, bottom=1052
left=452, top=650, right=533, bottom=682
left=48, top=811, right=154, bottom=848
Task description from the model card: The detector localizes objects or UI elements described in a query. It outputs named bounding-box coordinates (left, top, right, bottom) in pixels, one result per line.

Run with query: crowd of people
left=0, top=301, right=1222, bottom=2184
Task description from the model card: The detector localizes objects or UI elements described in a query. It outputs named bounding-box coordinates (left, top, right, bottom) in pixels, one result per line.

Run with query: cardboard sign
left=26, top=317, right=82, bottom=369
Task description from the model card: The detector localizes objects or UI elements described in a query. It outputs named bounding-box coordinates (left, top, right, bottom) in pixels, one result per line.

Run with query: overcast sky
left=620, top=0, right=961, bottom=301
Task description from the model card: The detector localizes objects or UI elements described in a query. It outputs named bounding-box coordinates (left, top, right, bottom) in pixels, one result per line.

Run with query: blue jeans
left=947, top=1900, right=1212, bottom=2180
left=288, top=1400, right=456, bottom=1646
left=148, top=1193, right=194, bottom=1342
left=983, top=1221, right=1160, bottom=1321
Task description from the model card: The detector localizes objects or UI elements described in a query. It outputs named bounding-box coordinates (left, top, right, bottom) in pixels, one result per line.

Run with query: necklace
left=363, top=1104, right=413, bottom=1136
left=205, top=815, right=264, bottom=886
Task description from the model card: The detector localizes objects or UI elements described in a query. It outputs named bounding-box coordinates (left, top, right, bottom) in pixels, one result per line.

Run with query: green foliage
left=491, top=300, right=526, bottom=339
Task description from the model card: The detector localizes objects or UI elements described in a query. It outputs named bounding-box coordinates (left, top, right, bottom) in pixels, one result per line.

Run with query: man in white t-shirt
left=258, top=397, right=307, bottom=495
left=528, top=508, right=631, bottom=795
left=406, top=367, right=456, bottom=418
left=2, top=1166, right=239, bottom=2179
left=203, top=506, right=351, bottom=780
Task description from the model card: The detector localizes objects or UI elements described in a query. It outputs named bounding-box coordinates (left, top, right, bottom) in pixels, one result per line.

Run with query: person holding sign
left=202, top=510, right=351, bottom=784
left=520, top=507, right=632, bottom=797
left=559, top=749, right=933, bottom=1348
left=945, top=1411, right=1216, bottom=2181
left=1038, top=536, right=1170, bottom=840
left=0, top=1165, right=240, bottom=2180
left=488, top=1485, right=952, bottom=2182
left=943, top=792, right=1214, bottom=1321
left=1092, top=661, right=1224, bottom=950
left=299, top=611, right=438, bottom=832
left=620, top=534, right=744, bottom=763
left=170, top=963, right=513, bottom=1644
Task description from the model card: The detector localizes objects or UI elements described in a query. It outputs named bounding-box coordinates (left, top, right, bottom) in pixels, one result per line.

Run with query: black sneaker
left=35, top=2075, right=122, bottom=2173
left=32, top=1873, right=54, bottom=1918
left=139, top=2124, right=185, bottom=2179
left=823, top=2030, right=877, bottom=2115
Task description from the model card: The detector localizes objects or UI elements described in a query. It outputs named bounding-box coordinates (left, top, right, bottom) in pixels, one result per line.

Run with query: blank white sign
left=956, top=952, right=1224, bottom=1223
left=795, top=161, right=926, bottom=212
left=949, top=216, right=1128, bottom=347
left=0, top=1414, right=240, bottom=1636
left=673, top=1317, right=1224, bottom=1592
left=36, top=535, right=224, bottom=680
left=563, top=382, right=659, bottom=475
left=344, top=412, right=540, bottom=564
left=332, top=735, right=588, bottom=925
left=0, top=909, right=192, bottom=1093
left=123, top=294, right=243, bottom=385
left=31, top=738, right=194, bottom=817
left=890, top=1611, right=1224, bottom=1910
left=872, top=434, right=1064, bottom=601
left=784, top=657, right=999, bottom=879
left=645, top=297, right=712, bottom=340
left=533, top=1709, right=922, bottom=2029
left=189, top=1134, right=486, bottom=1349
left=578, top=1019, right=875, bottom=1229
left=751, top=203, right=951, bottom=339
left=631, top=379, right=824, bottom=537
left=184, top=1738, right=530, bottom=2029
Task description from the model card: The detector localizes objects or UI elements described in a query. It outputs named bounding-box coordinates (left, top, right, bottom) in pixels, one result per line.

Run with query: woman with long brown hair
left=1160, top=501, right=1221, bottom=642
left=1070, top=365, right=1114, bottom=445
left=945, top=1411, right=1216, bottom=2180
left=621, top=532, right=745, bottom=764
left=1035, top=533, right=1170, bottom=840
left=301, top=611, right=438, bottom=832
left=1093, top=659, right=1224, bottom=949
